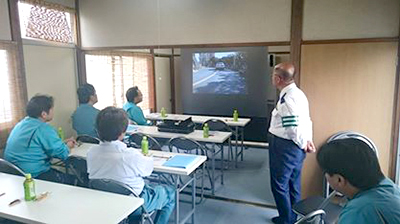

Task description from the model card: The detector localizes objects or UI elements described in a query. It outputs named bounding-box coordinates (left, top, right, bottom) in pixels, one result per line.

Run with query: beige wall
left=0, top=0, right=11, bottom=41
left=300, top=42, right=398, bottom=197
left=23, top=45, right=78, bottom=138
left=303, top=0, right=400, bottom=40
left=79, top=0, right=291, bottom=47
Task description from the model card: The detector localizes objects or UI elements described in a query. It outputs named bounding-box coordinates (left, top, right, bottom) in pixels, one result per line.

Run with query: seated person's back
left=317, top=138, right=400, bottom=224
left=72, top=83, right=100, bottom=138
left=87, top=107, right=175, bottom=224
left=122, top=86, right=150, bottom=125
left=5, top=95, right=75, bottom=182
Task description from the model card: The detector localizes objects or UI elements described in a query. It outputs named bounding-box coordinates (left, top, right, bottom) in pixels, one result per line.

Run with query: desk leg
left=211, top=144, right=215, bottom=195
left=241, top=127, right=244, bottom=161
left=220, top=143, right=224, bottom=185
left=175, top=175, right=179, bottom=224
left=192, top=172, right=196, bottom=224
left=235, top=126, right=239, bottom=168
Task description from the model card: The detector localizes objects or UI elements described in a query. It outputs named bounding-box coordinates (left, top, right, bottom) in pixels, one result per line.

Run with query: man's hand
left=304, top=140, right=316, bottom=153
left=65, top=137, right=77, bottom=149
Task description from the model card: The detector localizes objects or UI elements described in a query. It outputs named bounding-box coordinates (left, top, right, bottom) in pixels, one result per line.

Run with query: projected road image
left=192, top=52, right=247, bottom=94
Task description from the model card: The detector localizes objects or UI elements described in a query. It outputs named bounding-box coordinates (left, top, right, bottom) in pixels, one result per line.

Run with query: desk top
left=127, top=125, right=232, bottom=144
left=0, top=173, right=143, bottom=224
left=71, top=143, right=207, bottom=176
left=146, top=113, right=250, bottom=127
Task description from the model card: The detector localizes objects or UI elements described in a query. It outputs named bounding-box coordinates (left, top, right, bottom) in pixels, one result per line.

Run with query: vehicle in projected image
left=192, top=52, right=247, bottom=94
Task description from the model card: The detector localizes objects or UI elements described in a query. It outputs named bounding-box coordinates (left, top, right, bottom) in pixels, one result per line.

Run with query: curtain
left=0, top=41, right=27, bottom=148
left=85, top=51, right=155, bottom=112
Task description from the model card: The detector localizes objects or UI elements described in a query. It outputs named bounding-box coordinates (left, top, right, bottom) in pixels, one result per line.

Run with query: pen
left=9, top=199, right=21, bottom=206
left=0, top=192, right=5, bottom=197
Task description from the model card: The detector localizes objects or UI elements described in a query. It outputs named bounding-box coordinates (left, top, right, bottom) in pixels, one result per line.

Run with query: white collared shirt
left=87, top=140, right=153, bottom=195
left=269, top=83, right=313, bottom=149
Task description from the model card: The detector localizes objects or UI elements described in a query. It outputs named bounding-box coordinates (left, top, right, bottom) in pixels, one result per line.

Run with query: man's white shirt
left=269, top=83, right=313, bottom=149
left=87, top=140, right=153, bottom=196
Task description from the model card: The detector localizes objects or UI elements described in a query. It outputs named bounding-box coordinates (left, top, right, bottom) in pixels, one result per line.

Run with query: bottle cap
left=25, top=173, right=32, bottom=179
left=204, top=123, right=208, bottom=127
left=143, top=136, right=147, bottom=140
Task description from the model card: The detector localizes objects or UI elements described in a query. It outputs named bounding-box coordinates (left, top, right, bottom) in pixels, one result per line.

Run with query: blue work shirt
left=4, top=117, right=70, bottom=177
left=72, top=103, right=100, bottom=138
left=339, top=178, right=400, bottom=224
left=122, top=102, right=150, bottom=125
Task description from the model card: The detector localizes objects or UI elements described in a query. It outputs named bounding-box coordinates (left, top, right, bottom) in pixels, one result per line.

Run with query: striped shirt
left=269, top=83, right=313, bottom=149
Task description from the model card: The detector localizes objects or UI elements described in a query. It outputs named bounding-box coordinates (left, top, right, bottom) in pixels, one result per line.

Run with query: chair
left=76, top=135, right=100, bottom=144
left=127, top=133, right=162, bottom=150
left=202, top=119, right=235, bottom=163
left=65, top=156, right=89, bottom=187
left=294, top=210, right=326, bottom=224
left=168, top=137, right=210, bottom=203
left=89, top=178, right=154, bottom=224
left=293, top=131, right=377, bottom=224
left=0, top=158, right=25, bottom=176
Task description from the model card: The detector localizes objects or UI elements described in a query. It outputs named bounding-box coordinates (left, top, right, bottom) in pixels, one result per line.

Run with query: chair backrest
left=168, top=137, right=206, bottom=155
left=0, top=158, right=25, bottom=176
left=76, top=135, right=100, bottom=144
left=89, top=178, right=144, bottom=217
left=294, top=209, right=326, bottom=224
left=202, top=119, right=232, bottom=132
left=127, top=133, right=162, bottom=150
left=66, top=156, right=89, bottom=187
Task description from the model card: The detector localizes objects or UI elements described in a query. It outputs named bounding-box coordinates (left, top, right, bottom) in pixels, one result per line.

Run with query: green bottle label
left=141, top=137, right=149, bottom=155
left=24, top=177, right=36, bottom=201
left=203, top=124, right=209, bottom=138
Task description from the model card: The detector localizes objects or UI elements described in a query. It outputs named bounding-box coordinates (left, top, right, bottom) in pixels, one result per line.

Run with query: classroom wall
left=23, top=45, right=78, bottom=138
left=303, top=0, right=399, bottom=40
left=79, top=0, right=291, bottom=47
left=0, top=0, right=11, bottom=41
left=300, top=42, right=398, bottom=197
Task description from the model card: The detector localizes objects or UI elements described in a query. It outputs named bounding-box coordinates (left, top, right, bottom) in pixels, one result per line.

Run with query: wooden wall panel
left=300, top=42, right=398, bottom=197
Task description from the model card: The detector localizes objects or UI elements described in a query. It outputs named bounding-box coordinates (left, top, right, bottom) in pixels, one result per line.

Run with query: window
left=85, top=52, right=155, bottom=112
left=0, top=42, right=27, bottom=147
left=18, top=0, right=76, bottom=44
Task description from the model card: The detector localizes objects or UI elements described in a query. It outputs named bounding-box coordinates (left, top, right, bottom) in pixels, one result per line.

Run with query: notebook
left=163, top=155, right=198, bottom=169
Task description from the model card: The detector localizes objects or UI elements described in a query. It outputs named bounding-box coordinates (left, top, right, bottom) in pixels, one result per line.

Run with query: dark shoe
left=271, top=216, right=280, bottom=224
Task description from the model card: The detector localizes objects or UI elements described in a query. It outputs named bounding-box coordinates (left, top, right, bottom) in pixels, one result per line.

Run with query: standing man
left=268, top=62, right=315, bottom=224
left=72, top=83, right=100, bottom=138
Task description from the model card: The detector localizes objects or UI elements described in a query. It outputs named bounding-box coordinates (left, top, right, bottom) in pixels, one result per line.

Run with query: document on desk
left=152, top=155, right=170, bottom=166
left=163, top=155, right=198, bottom=169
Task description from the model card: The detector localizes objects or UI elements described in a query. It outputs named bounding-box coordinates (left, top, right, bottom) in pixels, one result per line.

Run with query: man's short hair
left=317, top=138, right=384, bottom=191
left=274, top=67, right=295, bottom=81
left=26, top=95, right=54, bottom=118
left=96, top=107, right=128, bottom=142
left=126, top=86, right=139, bottom=103
left=77, top=83, right=96, bottom=104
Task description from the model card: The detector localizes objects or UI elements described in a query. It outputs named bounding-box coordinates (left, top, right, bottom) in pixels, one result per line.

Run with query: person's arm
left=130, top=106, right=149, bottom=126
left=126, top=152, right=154, bottom=177
left=339, top=206, right=382, bottom=224
left=279, top=96, right=311, bottom=150
left=37, top=125, right=70, bottom=160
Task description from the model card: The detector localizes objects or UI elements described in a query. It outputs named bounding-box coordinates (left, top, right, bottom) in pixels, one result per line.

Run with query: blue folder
left=163, top=155, right=198, bottom=169
left=127, top=125, right=138, bottom=133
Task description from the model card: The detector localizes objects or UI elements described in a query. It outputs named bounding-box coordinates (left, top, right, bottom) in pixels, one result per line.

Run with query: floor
left=171, top=146, right=279, bottom=224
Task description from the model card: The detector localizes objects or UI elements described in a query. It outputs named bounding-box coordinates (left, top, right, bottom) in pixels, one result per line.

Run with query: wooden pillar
left=289, top=0, right=304, bottom=85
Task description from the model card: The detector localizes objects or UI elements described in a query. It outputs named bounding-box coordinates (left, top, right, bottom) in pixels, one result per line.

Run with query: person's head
left=26, top=94, right=54, bottom=122
left=126, top=86, right=143, bottom=104
left=77, top=83, right=97, bottom=105
left=317, top=138, right=384, bottom=198
left=271, top=62, right=295, bottom=90
left=96, top=107, right=128, bottom=142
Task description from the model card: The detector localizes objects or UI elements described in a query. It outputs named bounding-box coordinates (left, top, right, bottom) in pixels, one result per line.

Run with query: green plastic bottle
left=161, top=107, right=166, bottom=118
left=203, top=123, right=209, bottom=138
left=23, top=173, right=36, bottom=201
left=141, top=136, right=149, bottom=156
left=57, top=127, right=65, bottom=141
left=233, top=109, right=239, bottom=122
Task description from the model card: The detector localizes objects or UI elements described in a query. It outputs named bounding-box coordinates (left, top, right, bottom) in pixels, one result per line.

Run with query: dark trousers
left=269, top=134, right=306, bottom=224
left=37, top=168, right=75, bottom=185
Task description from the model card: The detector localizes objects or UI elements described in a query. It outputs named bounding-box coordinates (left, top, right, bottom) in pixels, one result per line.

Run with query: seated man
left=87, top=107, right=175, bottom=224
left=317, top=138, right=400, bottom=224
left=5, top=95, right=75, bottom=183
left=72, top=83, right=100, bottom=138
left=123, top=86, right=151, bottom=125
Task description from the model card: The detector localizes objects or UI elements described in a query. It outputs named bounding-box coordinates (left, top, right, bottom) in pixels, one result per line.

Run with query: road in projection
left=193, top=67, right=246, bottom=94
